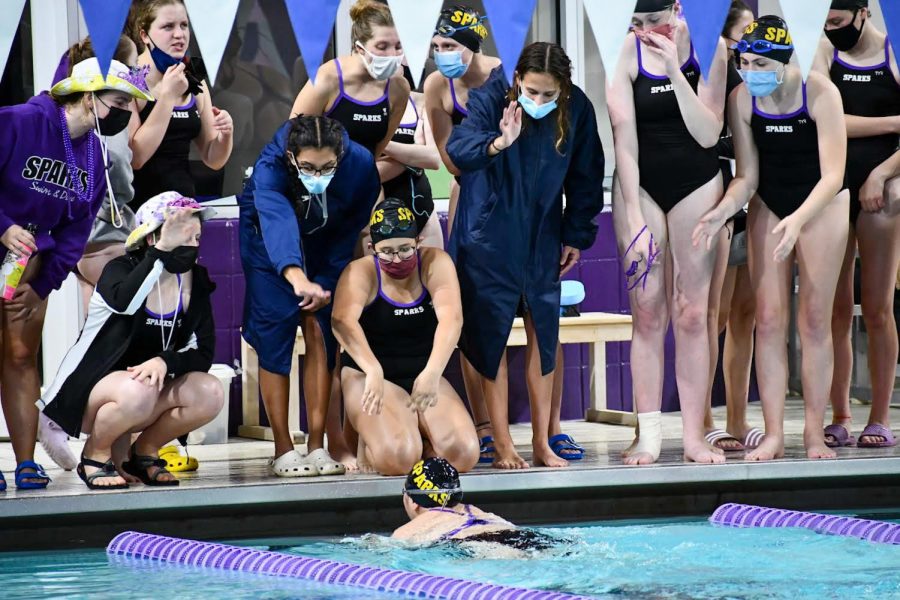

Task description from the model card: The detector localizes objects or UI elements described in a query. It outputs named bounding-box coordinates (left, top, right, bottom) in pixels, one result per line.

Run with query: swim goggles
left=371, top=220, right=415, bottom=237
left=731, top=40, right=793, bottom=54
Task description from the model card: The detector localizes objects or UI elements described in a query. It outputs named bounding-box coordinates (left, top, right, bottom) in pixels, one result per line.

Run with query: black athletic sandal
left=77, top=456, right=129, bottom=490
left=122, top=444, right=180, bottom=486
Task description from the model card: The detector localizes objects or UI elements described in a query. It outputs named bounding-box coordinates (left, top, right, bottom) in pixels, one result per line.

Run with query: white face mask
left=356, top=42, right=403, bottom=81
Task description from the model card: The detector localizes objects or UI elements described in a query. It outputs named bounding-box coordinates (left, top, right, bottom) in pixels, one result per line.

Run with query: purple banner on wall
left=681, top=0, right=731, bottom=80
left=78, top=0, right=132, bottom=77
left=285, top=0, right=342, bottom=84
left=483, top=0, right=538, bottom=85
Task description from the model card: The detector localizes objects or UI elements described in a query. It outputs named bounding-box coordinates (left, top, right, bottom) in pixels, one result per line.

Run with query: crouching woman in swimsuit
left=694, top=16, right=848, bottom=461
left=393, top=457, right=555, bottom=556
left=332, top=199, right=479, bottom=476
left=39, top=193, right=222, bottom=489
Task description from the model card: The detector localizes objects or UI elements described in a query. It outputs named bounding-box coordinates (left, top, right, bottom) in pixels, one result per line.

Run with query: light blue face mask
left=739, top=68, right=784, bottom=98
left=517, top=88, right=559, bottom=120
left=298, top=172, right=334, bottom=195
left=434, top=51, right=469, bottom=79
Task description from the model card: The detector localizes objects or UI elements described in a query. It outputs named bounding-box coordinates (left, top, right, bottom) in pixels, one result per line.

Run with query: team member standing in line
left=127, top=0, right=233, bottom=208
left=703, top=0, right=761, bottom=453
left=290, top=0, right=410, bottom=159
left=813, top=0, right=900, bottom=449
left=447, top=42, right=604, bottom=469
left=609, top=0, right=729, bottom=464
left=694, top=16, right=849, bottom=461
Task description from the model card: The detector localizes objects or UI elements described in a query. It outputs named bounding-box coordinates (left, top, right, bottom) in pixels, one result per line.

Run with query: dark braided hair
left=507, top=42, right=573, bottom=154
left=284, top=115, right=345, bottom=210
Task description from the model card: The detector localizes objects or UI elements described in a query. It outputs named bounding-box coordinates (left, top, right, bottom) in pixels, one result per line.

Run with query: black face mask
left=96, top=106, right=132, bottom=136
left=825, top=11, right=865, bottom=52
left=161, top=246, right=198, bottom=273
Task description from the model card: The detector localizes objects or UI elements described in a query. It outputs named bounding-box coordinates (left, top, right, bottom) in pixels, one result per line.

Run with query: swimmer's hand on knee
left=362, top=368, right=385, bottom=416
left=409, top=369, right=440, bottom=412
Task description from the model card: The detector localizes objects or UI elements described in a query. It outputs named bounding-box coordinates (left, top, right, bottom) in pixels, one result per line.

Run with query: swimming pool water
left=2, top=518, right=899, bottom=599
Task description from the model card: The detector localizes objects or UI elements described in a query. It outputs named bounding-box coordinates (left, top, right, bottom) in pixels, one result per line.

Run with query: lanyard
left=155, top=273, right=183, bottom=352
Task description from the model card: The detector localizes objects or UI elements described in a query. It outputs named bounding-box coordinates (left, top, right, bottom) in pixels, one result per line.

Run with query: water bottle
left=1, top=224, right=37, bottom=300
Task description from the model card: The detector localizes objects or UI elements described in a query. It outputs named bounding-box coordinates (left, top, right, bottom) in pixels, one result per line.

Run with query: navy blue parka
left=239, top=123, right=380, bottom=374
left=447, top=67, right=604, bottom=379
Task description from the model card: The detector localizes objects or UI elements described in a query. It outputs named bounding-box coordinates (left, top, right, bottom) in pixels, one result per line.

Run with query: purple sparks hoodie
left=0, top=93, right=107, bottom=299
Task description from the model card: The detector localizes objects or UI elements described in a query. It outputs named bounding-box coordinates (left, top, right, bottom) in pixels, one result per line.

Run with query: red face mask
left=379, top=253, right=418, bottom=279
left=646, top=22, right=674, bottom=39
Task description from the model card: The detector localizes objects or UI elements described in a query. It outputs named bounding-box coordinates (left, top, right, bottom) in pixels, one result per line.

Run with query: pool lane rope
left=107, top=531, right=589, bottom=600
left=710, top=503, right=900, bottom=545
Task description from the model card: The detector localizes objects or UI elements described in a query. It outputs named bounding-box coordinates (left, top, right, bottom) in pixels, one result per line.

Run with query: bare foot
left=353, top=438, right=374, bottom=473
left=804, top=429, right=837, bottom=460
left=492, top=444, right=529, bottom=470
left=745, top=435, right=784, bottom=461
left=82, top=453, right=127, bottom=488
left=623, top=451, right=656, bottom=465
left=341, top=456, right=360, bottom=472
left=620, top=436, right=639, bottom=458
left=684, top=437, right=726, bottom=464
left=115, top=464, right=141, bottom=484
left=533, top=444, right=569, bottom=468
left=705, top=429, right=743, bottom=452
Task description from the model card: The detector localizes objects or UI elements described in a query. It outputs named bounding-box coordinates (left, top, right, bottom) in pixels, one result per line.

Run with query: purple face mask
left=379, top=253, right=418, bottom=280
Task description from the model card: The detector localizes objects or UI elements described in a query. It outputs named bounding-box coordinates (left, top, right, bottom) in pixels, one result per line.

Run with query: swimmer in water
left=392, top=457, right=556, bottom=557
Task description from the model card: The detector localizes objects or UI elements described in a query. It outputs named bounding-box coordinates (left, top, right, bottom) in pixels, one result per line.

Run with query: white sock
left=632, top=411, right=662, bottom=461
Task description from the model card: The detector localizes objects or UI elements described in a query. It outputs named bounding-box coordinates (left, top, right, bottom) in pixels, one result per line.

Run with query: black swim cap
left=634, top=0, right=675, bottom=13
left=739, top=15, right=794, bottom=64
left=370, top=197, right=418, bottom=244
left=404, top=458, right=463, bottom=508
left=830, top=0, right=867, bottom=9
left=434, top=5, right=488, bottom=53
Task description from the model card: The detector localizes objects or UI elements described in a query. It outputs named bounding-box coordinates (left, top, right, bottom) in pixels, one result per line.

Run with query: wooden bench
left=238, top=311, right=635, bottom=440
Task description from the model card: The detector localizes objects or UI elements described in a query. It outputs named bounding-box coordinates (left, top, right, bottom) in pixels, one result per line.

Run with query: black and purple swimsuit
left=341, top=255, right=437, bottom=394
left=830, top=38, right=900, bottom=223
left=325, top=59, right=391, bottom=156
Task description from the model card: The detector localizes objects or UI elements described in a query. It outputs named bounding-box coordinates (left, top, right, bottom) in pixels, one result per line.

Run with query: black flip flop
left=77, top=456, right=128, bottom=490
left=122, top=444, right=180, bottom=486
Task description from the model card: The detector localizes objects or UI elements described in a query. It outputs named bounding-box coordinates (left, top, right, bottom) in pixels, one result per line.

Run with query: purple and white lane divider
left=710, top=503, right=900, bottom=545
left=107, top=531, right=589, bottom=600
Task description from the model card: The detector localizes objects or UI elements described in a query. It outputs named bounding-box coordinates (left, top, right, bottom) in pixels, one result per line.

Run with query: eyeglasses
left=297, top=163, right=337, bottom=177
left=376, top=244, right=416, bottom=262
left=731, top=40, right=793, bottom=54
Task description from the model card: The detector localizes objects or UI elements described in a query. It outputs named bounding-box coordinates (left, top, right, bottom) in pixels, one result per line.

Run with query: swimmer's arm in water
left=409, top=250, right=462, bottom=410
left=290, top=60, right=339, bottom=118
